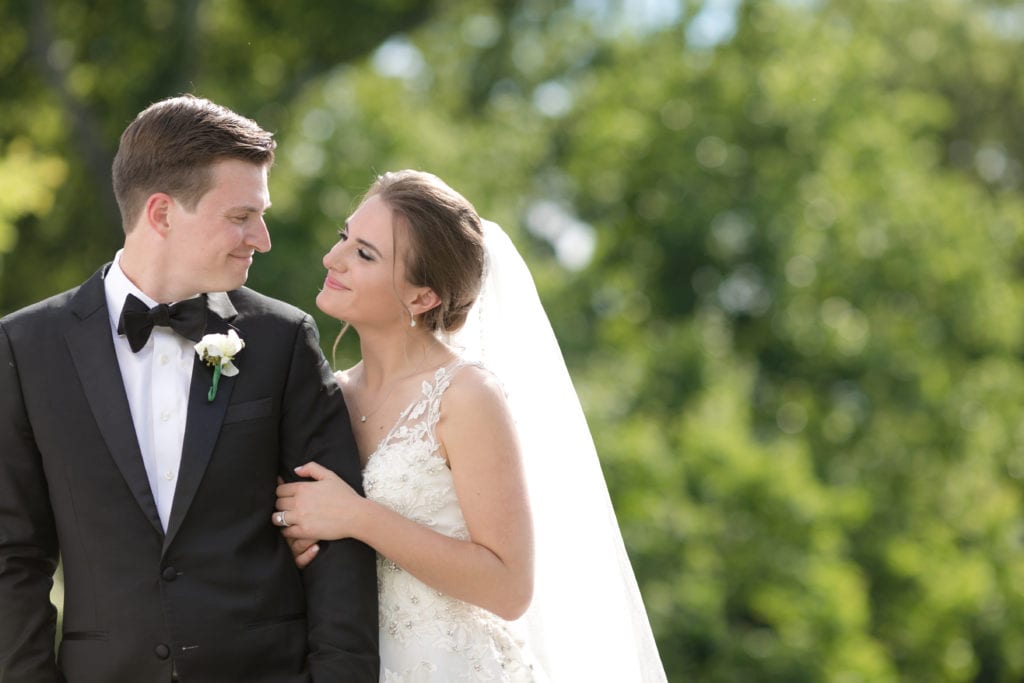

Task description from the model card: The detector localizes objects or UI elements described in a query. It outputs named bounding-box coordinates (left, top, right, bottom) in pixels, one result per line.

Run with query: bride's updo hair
left=366, top=170, right=485, bottom=333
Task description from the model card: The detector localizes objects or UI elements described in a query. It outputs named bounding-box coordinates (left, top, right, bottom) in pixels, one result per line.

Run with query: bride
left=273, top=170, right=666, bottom=681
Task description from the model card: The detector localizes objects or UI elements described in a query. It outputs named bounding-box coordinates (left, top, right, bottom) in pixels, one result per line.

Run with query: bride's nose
left=323, top=240, right=347, bottom=271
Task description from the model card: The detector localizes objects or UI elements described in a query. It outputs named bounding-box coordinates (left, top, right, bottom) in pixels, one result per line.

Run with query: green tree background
left=3, top=1, right=1024, bottom=681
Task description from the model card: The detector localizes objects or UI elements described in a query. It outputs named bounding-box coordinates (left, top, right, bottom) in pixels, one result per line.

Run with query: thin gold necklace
left=355, top=349, right=443, bottom=423
left=356, top=379, right=400, bottom=423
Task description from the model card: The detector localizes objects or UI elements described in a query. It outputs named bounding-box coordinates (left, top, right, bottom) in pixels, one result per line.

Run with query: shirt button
left=159, top=354, right=169, bottom=365
left=163, top=471, right=175, bottom=481
left=160, top=411, right=171, bottom=422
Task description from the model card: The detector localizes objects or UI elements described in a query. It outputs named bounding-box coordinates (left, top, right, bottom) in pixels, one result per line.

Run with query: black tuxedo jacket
left=0, top=266, right=379, bottom=682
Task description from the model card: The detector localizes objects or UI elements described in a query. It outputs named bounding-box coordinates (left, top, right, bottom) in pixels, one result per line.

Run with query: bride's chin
left=314, top=291, right=337, bottom=316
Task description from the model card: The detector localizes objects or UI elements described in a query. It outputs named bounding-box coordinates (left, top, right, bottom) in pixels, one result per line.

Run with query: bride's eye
left=337, top=229, right=348, bottom=241
left=358, top=248, right=374, bottom=261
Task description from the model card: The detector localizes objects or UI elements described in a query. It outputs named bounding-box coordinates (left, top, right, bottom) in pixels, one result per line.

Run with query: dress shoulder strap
left=378, top=358, right=482, bottom=454
left=419, top=358, right=484, bottom=435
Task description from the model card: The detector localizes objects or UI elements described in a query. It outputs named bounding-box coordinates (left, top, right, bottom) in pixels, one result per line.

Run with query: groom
left=0, top=95, right=378, bottom=681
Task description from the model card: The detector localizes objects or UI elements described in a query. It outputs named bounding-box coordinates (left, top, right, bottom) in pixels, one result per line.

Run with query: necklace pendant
left=360, top=415, right=367, bottom=423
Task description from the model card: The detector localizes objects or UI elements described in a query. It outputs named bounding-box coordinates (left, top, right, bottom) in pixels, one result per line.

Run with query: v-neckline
left=363, top=359, right=465, bottom=467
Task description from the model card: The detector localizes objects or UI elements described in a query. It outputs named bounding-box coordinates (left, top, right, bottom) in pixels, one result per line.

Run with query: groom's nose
left=247, top=216, right=272, bottom=253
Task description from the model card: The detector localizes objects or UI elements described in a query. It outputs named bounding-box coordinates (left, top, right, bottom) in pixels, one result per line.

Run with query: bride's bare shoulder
left=443, top=362, right=509, bottom=415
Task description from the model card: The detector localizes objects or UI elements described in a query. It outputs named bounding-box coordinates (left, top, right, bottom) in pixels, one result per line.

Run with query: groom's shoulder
left=3, top=289, right=74, bottom=321
left=1, top=276, right=95, bottom=333
left=227, top=286, right=313, bottom=326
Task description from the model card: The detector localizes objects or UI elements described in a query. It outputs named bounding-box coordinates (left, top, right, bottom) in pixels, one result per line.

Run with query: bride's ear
left=408, top=287, right=441, bottom=316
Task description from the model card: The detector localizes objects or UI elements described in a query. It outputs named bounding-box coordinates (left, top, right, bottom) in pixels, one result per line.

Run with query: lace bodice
left=361, top=361, right=542, bottom=682
left=363, top=363, right=469, bottom=543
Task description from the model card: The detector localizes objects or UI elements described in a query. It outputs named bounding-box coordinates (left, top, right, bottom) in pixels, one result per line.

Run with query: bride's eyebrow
left=356, top=238, right=383, bottom=258
left=342, top=220, right=384, bottom=258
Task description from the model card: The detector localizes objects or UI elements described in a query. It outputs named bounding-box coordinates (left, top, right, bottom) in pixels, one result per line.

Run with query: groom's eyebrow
left=230, top=203, right=271, bottom=214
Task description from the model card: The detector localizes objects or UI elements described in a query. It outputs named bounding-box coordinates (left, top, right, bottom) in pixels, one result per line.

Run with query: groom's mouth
left=229, top=252, right=255, bottom=265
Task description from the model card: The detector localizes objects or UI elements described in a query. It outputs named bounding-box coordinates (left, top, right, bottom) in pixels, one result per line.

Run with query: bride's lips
left=323, top=274, right=349, bottom=291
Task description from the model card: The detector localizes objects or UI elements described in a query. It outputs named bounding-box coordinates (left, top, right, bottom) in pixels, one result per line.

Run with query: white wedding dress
left=358, top=220, right=666, bottom=682
left=362, top=361, right=547, bottom=682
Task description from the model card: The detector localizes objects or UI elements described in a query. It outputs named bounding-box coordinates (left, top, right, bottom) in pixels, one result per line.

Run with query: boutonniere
left=194, top=330, right=245, bottom=402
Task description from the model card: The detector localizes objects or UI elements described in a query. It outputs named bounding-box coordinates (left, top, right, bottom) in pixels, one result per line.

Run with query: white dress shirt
left=104, top=250, right=197, bottom=531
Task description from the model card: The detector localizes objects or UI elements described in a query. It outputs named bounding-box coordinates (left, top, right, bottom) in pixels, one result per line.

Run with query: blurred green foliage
left=4, top=0, right=1024, bottom=681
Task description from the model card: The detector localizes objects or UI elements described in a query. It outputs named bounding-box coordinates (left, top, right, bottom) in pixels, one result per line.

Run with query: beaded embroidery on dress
left=361, top=360, right=545, bottom=682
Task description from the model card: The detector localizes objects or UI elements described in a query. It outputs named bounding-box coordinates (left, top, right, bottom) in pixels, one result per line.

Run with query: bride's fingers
left=276, top=479, right=301, bottom=497
left=271, top=510, right=292, bottom=528
left=294, top=543, right=320, bottom=569
left=288, top=535, right=315, bottom=551
left=293, top=461, right=336, bottom=481
left=288, top=536, right=317, bottom=556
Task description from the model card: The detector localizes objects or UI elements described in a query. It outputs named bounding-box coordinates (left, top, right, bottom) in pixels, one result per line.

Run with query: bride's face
left=317, top=194, right=414, bottom=327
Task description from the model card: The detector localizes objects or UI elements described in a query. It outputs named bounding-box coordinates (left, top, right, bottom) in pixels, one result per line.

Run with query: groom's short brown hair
left=112, top=94, right=276, bottom=232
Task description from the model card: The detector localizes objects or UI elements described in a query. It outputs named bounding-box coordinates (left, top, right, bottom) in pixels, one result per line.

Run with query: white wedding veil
left=448, top=221, right=667, bottom=681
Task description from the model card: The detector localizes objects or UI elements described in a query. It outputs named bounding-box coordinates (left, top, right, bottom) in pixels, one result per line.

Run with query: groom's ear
left=408, top=287, right=441, bottom=315
left=143, top=193, right=174, bottom=238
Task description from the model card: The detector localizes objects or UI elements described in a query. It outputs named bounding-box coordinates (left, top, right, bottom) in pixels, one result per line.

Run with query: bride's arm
left=275, top=367, right=535, bottom=621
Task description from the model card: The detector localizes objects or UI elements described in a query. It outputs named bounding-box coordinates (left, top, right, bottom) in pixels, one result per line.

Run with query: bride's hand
left=273, top=461, right=365, bottom=553
left=287, top=537, right=320, bottom=569
left=273, top=476, right=320, bottom=567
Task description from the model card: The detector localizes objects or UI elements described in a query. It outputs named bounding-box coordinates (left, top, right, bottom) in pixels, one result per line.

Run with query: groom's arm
left=279, top=316, right=379, bottom=682
left=0, top=322, right=61, bottom=682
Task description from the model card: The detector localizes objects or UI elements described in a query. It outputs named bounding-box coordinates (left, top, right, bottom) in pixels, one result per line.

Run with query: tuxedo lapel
left=164, top=292, right=239, bottom=552
left=65, top=269, right=163, bottom=536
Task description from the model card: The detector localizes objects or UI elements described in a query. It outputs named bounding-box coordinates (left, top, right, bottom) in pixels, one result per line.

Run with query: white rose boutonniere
left=195, top=330, right=245, bottom=402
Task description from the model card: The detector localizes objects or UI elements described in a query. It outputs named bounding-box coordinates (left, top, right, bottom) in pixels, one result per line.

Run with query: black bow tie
left=117, top=293, right=208, bottom=352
